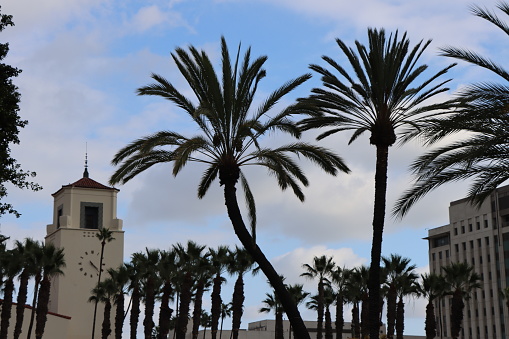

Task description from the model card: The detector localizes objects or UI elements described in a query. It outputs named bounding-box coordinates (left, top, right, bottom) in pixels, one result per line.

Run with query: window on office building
left=478, top=238, right=481, bottom=247
left=455, top=244, right=459, bottom=252
left=469, top=219, right=473, bottom=232
left=470, top=240, right=474, bottom=249
left=463, top=242, right=466, bottom=250
left=485, top=237, right=489, bottom=246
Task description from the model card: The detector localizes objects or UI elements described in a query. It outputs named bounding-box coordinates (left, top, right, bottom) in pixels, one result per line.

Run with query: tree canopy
left=0, top=7, right=41, bottom=218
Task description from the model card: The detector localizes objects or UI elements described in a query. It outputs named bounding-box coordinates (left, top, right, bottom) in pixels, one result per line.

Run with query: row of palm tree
left=299, top=255, right=482, bottom=339
left=88, top=241, right=258, bottom=339
left=108, top=3, right=509, bottom=338
left=0, top=237, right=65, bottom=339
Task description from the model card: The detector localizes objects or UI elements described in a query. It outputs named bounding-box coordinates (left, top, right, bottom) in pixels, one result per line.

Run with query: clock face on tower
left=77, top=250, right=105, bottom=278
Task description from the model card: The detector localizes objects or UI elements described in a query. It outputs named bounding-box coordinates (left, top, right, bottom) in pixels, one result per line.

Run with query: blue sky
left=2, top=0, right=508, bottom=335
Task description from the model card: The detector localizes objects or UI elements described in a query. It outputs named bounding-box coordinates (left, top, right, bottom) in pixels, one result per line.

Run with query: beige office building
left=427, top=185, right=509, bottom=339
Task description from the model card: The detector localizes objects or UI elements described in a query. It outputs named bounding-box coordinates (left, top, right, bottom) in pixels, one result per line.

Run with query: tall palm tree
left=26, top=241, right=45, bottom=339
left=416, top=273, right=445, bottom=339
left=345, top=266, right=369, bottom=339
left=157, top=249, right=178, bottom=339
left=126, top=258, right=143, bottom=339
left=394, top=2, right=509, bottom=217
left=441, top=262, right=481, bottom=339
left=299, top=28, right=456, bottom=339
left=394, top=271, right=418, bottom=339
left=134, top=249, right=161, bottom=339
left=107, top=264, right=130, bottom=339
left=174, top=241, right=207, bottom=339
left=259, top=292, right=284, bottom=339
left=191, top=255, right=213, bottom=339
left=109, top=37, right=350, bottom=339
left=331, top=267, right=350, bottom=339
left=301, top=255, right=335, bottom=339
left=228, top=247, right=256, bottom=339
left=208, top=246, right=230, bottom=339
left=0, top=248, right=23, bottom=339
left=13, top=238, right=41, bottom=339
left=286, top=284, right=309, bottom=339
left=382, top=254, right=417, bottom=339
left=219, top=302, right=232, bottom=339
left=89, top=278, right=117, bottom=339
left=35, top=244, right=66, bottom=339
left=92, top=228, right=115, bottom=339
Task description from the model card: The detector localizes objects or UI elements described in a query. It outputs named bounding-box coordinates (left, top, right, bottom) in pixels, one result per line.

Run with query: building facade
left=427, top=185, right=509, bottom=339
left=45, top=170, right=124, bottom=339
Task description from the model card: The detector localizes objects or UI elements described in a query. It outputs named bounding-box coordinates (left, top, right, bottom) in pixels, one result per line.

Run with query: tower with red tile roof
left=45, top=164, right=124, bottom=339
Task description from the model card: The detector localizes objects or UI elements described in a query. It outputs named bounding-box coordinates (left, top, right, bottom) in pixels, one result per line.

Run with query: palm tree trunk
left=220, top=315, right=224, bottom=339
left=158, top=281, right=173, bottom=339
left=395, top=297, right=404, bottom=339
left=211, top=275, right=222, bottom=339
left=334, top=294, right=343, bottom=339
left=324, top=306, right=332, bottom=339
left=276, top=309, right=284, bottom=339
left=176, top=272, right=193, bottom=339
left=223, top=178, right=310, bottom=339
left=27, top=272, right=41, bottom=339
left=361, top=294, right=370, bottom=339
left=102, top=300, right=112, bottom=339
left=317, top=281, right=324, bottom=339
left=192, top=283, right=206, bottom=339
left=14, top=271, right=29, bottom=339
left=115, top=293, right=125, bottom=339
left=450, top=290, right=464, bottom=339
left=351, top=303, right=360, bottom=339
left=130, top=287, right=141, bottom=339
left=231, top=275, right=244, bottom=339
left=92, top=241, right=107, bottom=339
left=35, top=277, right=51, bottom=339
left=144, top=277, right=156, bottom=339
left=425, top=301, right=436, bottom=339
left=0, top=278, right=15, bottom=339
left=368, top=144, right=389, bottom=339
left=386, top=285, right=397, bottom=339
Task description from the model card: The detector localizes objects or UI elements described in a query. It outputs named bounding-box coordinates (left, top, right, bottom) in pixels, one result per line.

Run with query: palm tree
left=299, top=28, right=456, bottom=339
left=26, top=240, right=45, bottom=339
left=228, top=247, right=256, bottom=339
left=92, top=228, right=115, bottom=339
left=286, top=283, right=309, bottom=339
left=107, top=264, right=130, bottom=339
left=219, top=302, right=232, bottom=339
left=394, top=271, right=418, bottom=339
left=501, top=286, right=509, bottom=313
left=416, top=273, right=445, bottom=339
left=192, top=255, right=213, bottom=339
left=200, top=310, right=212, bottom=339
left=330, top=267, right=350, bottom=339
left=382, top=254, right=417, bottom=339
left=135, top=249, right=161, bottom=339
left=35, top=244, right=66, bottom=339
left=126, top=258, right=143, bottom=339
left=109, top=37, right=350, bottom=339
left=157, top=249, right=178, bottom=339
left=89, top=278, right=117, bottom=339
left=13, top=238, right=41, bottom=339
left=259, top=292, right=284, bottom=339
left=394, top=2, right=509, bottom=217
left=345, top=266, right=369, bottom=339
left=208, top=246, right=230, bottom=339
left=174, top=241, right=207, bottom=339
left=301, top=255, right=335, bottom=339
left=441, top=262, right=481, bottom=339
left=0, top=248, right=23, bottom=339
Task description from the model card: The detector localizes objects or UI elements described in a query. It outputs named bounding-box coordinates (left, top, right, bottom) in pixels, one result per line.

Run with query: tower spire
left=83, top=143, right=89, bottom=178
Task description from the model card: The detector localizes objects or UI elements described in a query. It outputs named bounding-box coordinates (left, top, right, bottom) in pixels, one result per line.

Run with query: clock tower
left=45, top=167, right=124, bottom=339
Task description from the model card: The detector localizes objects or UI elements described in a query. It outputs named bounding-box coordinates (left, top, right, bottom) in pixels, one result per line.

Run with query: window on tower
left=80, top=202, right=103, bottom=229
